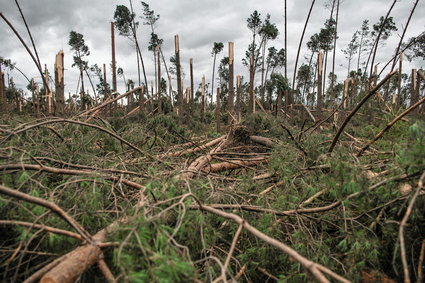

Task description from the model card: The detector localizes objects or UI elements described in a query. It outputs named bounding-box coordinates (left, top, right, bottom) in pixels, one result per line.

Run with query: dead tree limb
left=197, top=203, right=349, bottom=283
left=178, top=136, right=229, bottom=180
left=0, top=163, right=145, bottom=190
left=203, top=158, right=268, bottom=173
left=157, top=135, right=226, bottom=159
left=357, top=95, right=425, bottom=156
left=399, top=171, right=425, bottom=283
left=0, top=220, right=83, bottom=241
left=0, top=12, right=50, bottom=94
left=0, top=185, right=92, bottom=242
left=328, top=70, right=397, bottom=153
left=249, top=136, right=275, bottom=148
left=3, top=118, right=144, bottom=156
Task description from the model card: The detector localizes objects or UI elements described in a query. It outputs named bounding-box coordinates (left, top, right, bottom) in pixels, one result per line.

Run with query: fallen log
left=249, top=135, right=275, bottom=148
left=157, top=135, right=226, bottom=159
left=203, top=158, right=268, bottom=173
left=38, top=219, right=123, bottom=283
left=177, top=136, right=229, bottom=180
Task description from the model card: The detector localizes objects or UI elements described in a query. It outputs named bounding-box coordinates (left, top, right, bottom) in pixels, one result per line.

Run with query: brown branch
left=0, top=220, right=84, bottom=241
left=33, top=156, right=145, bottom=177
left=177, top=135, right=229, bottom=180
left=0, top=163, right=145, bottom=190
left=97, top=258, right=116, bottom=283
left=0, top=12, right=50, bottom=94
left=328, top=70, right=397, bottom=153
left=280, top=124, right=307, bottom=156
left=249, top=135, right=275, bottom=148
left=189, top=202, right=341, bottom=216
left=39, top=218, right=125, bottom=283
left=0, top=184, right=92, bottom=242
left=197, top=203, right=348, bottom=283
left=357, top=95, right=425, bottom=156
left=399, top=171, right=425, bottom=283
left=204, top=158, right=268, bottom=173
left=157, top=135, right=226, bottom=159
left=78, top=86, right=143, bottom=117
left=3, top=118, right=143, bottom=155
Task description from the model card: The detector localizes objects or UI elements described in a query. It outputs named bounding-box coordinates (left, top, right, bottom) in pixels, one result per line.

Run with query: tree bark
left=227, top=42, right=235, bottom=123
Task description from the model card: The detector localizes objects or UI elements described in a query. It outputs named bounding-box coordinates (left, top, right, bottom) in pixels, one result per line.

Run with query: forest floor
left=0, top=109, right=424, bottom=282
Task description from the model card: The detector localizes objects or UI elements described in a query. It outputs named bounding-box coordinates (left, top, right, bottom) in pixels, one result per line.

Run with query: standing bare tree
left=211, top=42, right=224, bottom=106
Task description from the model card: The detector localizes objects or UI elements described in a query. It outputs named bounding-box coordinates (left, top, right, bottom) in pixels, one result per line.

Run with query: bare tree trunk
left=139, top=85, right=145, bottom=111
left=343, top=79, right=349, bottom=109
left=330, top=0, right=340, bottom=95
left=260, top=41, right=266, bottom=106
left=190, top=58, right=194, bottom=104
left=317, top=51, right=323, bottom=120
left=248, top=55, right=255, bottom=114
left=83, top=68, right=97, bottom=102
left=80, top=68, right=85, bottom=110
left=395, top=53, right=402, bottom=107
left=128, top=0, right=148, bottom=95
left=386, top=0, right=419, bottom=102
left=0, top=13, right=50, bottom=95
left=236, top=75, right=241, bottom=118
left=211, top=54, right=217, bottom=106
left=227, top=42, right=235, bottom=123
left=160, top=47, right=172, bottom=105
left=284, top=0, right=287, bottom=81
left=201, top=76, right=205, bottom=122
left=175, top=35, right=183, bottom=116
left=410, top=69, right=419, bottom=111
left=111, top=22, right=117, bottom=93
left=216, top=87, right=221, bottom=132
left=292, top=0, right=316, bottom=96
left=55, top=51, right=65, bottom=115
left=0, top=66, right=6, bottom=113
left=365, top=0, right=397, bottom=79
left=157, top=47, right=162, bottom=113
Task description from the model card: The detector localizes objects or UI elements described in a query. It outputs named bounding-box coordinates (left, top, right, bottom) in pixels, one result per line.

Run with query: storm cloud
left=0, top=0, right=424, bottom=98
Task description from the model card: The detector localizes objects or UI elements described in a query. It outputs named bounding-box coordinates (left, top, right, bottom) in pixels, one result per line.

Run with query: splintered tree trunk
left=190, top=58, right=194, bottom=104
left=111, top=22, right=117, bottom=93
left=277, top=90, right=282, bottom=117
left=139, top=85, right=145, bottom=111
left=317, top=51, right=323, bottom=120
left=227, top=42, right=234, bottom=123
left=249, top=55, right=255, bottom=114
left=45, top=64, right=53, bottom=114
left=201, top=76, right=205, bottom=122
left=157, top=47, right=162, bottom=113
left=343, top=79, right=349, bottom=109
left=216, top=87, right=221, bottom=132
left=236, top=75, right=241, bottom=118
left=175, top=35, right=183, bottom=116
left=185, top=88, right=190, bottom=104
left=55, top=50, right=65, bottom=115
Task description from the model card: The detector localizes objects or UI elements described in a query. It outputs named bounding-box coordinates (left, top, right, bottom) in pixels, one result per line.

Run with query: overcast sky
left=1, top=0, right=424, bottom=99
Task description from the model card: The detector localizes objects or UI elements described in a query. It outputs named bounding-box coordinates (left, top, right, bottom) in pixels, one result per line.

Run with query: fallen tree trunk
left=203, top=158, right=268, bottom=173
left=38, top=219, right=123, bottom=283
left=157, top=135, right=226, bottom=159
left=177, top=136, right=229, bottom=180
left=249, top=135, right=275, bottom=148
